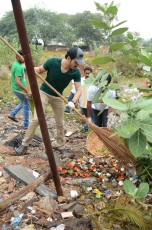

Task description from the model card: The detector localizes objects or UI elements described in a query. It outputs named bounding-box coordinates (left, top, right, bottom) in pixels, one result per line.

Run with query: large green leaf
left=111, top=20, right=127, bottom=29
left=105, top=6, right=118, bottom=15
left=111, top=27, right=128, bottom=36
left=149, top=54, right=152, bottom=61
left=95, top=69, right=106, bottom=81
left=144, top=131, right=152, bottom=143
left=143, top=105, right=152, bottom=113
left=130, top=99, right=152, bottom=110
left=127, top=32, right=133, bottom=40
left=79, top=74, right=94, bottom=89
left=140, top=54, right=151, bottom=66
left=141, top=49, right=149, bottom=58
left=121, top=119, right=140, bottom=135
left=90, top=20, right=109, bottom=30
left=134, top=183, right=149, bottom=200
left=129, top=58, right=140, bottom=64
left=140, top=118, right=152, bottom=133
left=129, top=130, right=146, bottom=158
left=109, top=42, right=125, bottom=52
left=137, top=110, right=149, bottom=120
left=99, top=73, right=110, bottom=82
left=97, top=105, right=107, bottom=115
left=94, top=2, right=105, bottom=13
left=92, top=56, right=114, bottom=65
left=116, top=127, right=132, bottom=138
left=108, top=83, right=120, bottom=90
left=102, top=97, right=128, bottom=111
left=130, top=40, right=138, bottom=47
left=123, top=180, right=136, bottom=197
left=97, top=80, right=108, bottom=88
left=92, top=87, right=103, bottom=104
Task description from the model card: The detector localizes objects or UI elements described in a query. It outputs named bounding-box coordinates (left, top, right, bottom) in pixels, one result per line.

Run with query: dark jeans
left=91, top=108, right=108, bottom=127
left=65, top=92, right=75, bottom=113
left=80, top=107, right=88, bottom=130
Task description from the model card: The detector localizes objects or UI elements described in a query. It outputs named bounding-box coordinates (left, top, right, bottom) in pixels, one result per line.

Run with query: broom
left=0, top=36, right=135, bottom=167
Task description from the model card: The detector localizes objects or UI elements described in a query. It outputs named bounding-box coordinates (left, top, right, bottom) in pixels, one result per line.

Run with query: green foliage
left=88, top=2, right=152, bottom=192
left=0, top=38, right=45, bottom=67
left=69, top=11, right=103, bottom=47
left=87, top=195, right=148, bottom=229
left=0, top=7, right=104, bottom=48
left=123, top=180, right=149, bottom=200
left=136, top=152, right=152, bottom=182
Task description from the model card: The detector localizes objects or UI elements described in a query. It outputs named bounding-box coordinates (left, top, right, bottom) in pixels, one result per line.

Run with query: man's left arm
left=67, top=82, right=81, bottom=109
left=72, top=82, right=81, bottom=102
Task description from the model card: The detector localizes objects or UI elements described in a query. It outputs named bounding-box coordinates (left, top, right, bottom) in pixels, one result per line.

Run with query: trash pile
left=58, top=154, right=137, bottom=198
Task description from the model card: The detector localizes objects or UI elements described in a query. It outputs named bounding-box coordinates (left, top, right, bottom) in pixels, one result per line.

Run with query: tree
left=0, top=11, right=18, bottom=42
left=68, top=11, right=103, bottom=48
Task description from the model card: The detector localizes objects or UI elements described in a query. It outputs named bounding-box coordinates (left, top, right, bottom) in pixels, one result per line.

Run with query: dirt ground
left=0, top=105, right=97, bottom=229
left=0, top=81, right=151, bottom=230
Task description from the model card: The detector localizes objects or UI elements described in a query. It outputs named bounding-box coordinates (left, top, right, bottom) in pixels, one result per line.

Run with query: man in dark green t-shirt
left=15, top=46, right=85, bottom=157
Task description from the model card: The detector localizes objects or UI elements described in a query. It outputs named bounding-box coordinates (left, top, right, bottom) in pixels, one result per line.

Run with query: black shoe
left=64, top=110, right=70, bottom=114
left=80, top=128, right=88, bottom=133
left=15, top=145, right=28, bottom=155
left=58, top=149, right=69, bottom=157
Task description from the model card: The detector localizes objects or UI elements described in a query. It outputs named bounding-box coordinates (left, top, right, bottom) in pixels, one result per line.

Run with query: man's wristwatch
left=72, top=100, right=76, bottom=104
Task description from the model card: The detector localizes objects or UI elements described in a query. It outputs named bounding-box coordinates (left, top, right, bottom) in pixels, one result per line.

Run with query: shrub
left=0, top=65, right=10, bottom=80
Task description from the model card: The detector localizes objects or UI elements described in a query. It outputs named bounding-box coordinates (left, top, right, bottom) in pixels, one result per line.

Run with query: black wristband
left=72, top=100, right=76, bottom=104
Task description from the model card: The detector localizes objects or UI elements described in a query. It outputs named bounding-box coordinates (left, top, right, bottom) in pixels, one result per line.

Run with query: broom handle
left=0, top=36, right=83, bottom=118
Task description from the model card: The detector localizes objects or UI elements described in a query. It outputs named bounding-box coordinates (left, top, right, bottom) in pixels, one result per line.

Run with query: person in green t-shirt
left=8, top=50, right=32, bottom=128
left=15, top=46, right=85, bottom=157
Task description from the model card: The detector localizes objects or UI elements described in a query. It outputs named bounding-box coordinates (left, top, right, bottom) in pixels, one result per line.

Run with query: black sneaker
left=14, top=145, right=28, bottom=155
left=64, top=110, right=70, bottom=114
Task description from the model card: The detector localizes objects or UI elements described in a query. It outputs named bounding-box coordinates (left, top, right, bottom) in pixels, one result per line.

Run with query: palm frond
left=107, top=196, right=147, bottom=230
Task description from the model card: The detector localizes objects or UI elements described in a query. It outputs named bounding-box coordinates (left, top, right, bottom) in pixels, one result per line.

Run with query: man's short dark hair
left=84, top=67, right=92, bottom=73
left=17, top=50, right=23, bottom=55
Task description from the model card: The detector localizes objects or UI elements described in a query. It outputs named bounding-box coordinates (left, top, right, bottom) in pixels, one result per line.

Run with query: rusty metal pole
left=11, top=0, right=63, bottom=196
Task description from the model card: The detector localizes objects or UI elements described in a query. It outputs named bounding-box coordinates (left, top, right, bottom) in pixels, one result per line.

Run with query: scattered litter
left=37, top=196, right=58, bottom=211
left=61, top=211, right=73, bottom=219
left=0, top=177, right=6, bottom=184
left=70, top=190, right=78, bottom=198
left=20, top=224, right=35, bottom=230
left=27, top=169, right=40, bottom=178
left=47, top=217, right=53, bottom=221
left=65, top=131, right=73, bottom=137
left=0, top=171, right=2, bottom=177
left=118, top=181, right=124, bottom=186
left=9, top=213, right=24, bottom=229
left=50, top=224, right=65, bottom=230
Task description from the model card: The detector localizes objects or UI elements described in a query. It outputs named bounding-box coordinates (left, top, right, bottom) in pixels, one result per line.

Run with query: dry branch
left=0, top=171, right=52, bottom=212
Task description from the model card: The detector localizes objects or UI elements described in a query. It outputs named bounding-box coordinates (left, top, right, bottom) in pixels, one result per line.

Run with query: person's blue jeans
left=80, top=107, right=88, bottom=130
left=10, top=91, right=30, bottom=128
left=65, top=91, right=75, bottom=113
left=91, top=108, right=108, bottom=127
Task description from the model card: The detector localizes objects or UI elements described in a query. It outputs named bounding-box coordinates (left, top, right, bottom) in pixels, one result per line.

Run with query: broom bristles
left=81, top=115, right=135, bottom=167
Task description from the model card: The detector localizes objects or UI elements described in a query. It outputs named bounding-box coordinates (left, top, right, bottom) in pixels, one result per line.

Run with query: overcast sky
left=0, top=0, right=151, bottom=40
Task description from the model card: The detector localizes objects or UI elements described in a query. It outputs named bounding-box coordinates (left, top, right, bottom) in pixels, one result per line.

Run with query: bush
left=0, top=65, right=10, bottom=79
left=116, top=58, right=145, bottom=78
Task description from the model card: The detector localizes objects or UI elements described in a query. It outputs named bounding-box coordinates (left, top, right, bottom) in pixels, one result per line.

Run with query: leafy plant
left=123, top=180, right=149, bottom=200
left=0, top=37, right=45, bottom=67
left=83, top=2, right=152, bottom=199
left=85, top=195, right=148, bottom=229
left=136, top=152, right=152, bottom=183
